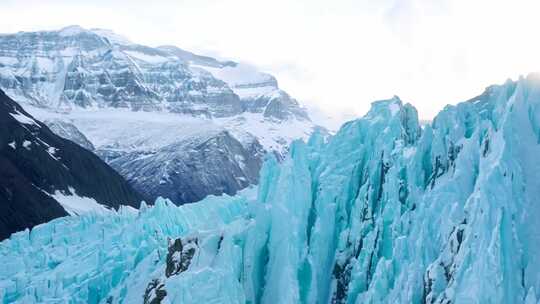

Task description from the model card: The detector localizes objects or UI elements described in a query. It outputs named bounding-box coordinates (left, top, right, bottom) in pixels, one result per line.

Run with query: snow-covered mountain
left=0, top=25, right=318, bottom=204
left=0, top=89, right=143, bottom=240
left=2, top=75, right=540, bottom=303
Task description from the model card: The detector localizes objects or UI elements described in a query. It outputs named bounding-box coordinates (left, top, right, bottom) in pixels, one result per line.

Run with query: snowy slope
left=0, top=89, right=143, bottom=240
left=2, top=75, right=540, bottom=303
left=0, top=25, right=320, bottom=204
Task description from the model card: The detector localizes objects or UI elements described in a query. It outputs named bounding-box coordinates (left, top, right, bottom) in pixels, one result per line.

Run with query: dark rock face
left=0, top=89, right=144, bottom=240
left=105, top=130, right=264, bottom=205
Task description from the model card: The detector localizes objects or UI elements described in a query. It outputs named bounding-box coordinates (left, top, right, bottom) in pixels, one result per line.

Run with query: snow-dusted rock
left=0, top=25, right=318, bottom=204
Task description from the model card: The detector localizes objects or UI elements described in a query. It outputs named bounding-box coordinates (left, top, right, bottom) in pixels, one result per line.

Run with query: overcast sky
left=2, top=0, right=539, bottom=120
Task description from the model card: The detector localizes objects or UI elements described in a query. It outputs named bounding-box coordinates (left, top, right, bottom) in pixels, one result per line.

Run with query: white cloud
left=1, top=0, right=539, bottom=120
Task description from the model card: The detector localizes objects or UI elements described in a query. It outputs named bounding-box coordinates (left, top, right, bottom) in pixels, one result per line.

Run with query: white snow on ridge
left=232, top=86, right=277, bottom=99
left=47, top=146, right=60, bottom=161
left=217, top=112, right=314, bottom=153
left=10, top=110, right=40, bottom=127
left=191, top=63, right=274, bottom=87
left=190, top=63, right=283, bottom=101
left=51, top=187, right=110, bottom=216
left=124, top=51, right=170, bottom=64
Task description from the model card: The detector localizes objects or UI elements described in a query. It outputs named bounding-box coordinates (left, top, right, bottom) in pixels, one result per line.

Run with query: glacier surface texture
left=2, top=75, right=540, bottom=303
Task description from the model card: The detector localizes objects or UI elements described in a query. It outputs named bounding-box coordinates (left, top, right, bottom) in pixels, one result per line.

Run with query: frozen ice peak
left=362, top=95, right=417, bottom=130
left=367, top=95, right=403, bottom=118
left=347, top=95, right=421, bottom=145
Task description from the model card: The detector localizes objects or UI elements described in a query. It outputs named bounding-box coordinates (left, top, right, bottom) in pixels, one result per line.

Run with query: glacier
left=2, top=74, right=540, bottom=303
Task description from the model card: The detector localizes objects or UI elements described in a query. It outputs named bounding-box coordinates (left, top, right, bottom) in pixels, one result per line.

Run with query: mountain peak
left=90, top=28, right=132, bottom=45
left=58, top=25, right=86, bottom=36
left=56, top=25, right=132, bottom=45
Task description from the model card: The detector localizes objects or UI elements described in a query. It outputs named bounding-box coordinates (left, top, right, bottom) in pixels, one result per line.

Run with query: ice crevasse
left=2, top=75, right=540, bottom=303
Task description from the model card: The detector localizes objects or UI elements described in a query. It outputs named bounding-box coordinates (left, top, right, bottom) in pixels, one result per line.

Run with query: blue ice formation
left=2, top=75, right=540, bottom=303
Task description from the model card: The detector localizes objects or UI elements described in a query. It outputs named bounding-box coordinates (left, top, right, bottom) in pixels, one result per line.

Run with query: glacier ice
left=2, top=75, right=540, bottom=303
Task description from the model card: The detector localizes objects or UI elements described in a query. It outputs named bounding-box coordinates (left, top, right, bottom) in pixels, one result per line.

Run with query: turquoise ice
left=2, top=75, right=540, bottom=303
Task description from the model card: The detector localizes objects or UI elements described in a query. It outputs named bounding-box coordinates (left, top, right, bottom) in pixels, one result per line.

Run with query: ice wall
left=2, top=75, right=540, bottom=303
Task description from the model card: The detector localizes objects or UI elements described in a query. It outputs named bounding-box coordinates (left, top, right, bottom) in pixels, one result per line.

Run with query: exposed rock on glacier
left=0, top=25, right=317, bottom=204
left=2, top=75, right=539, bottom=303
left=143, top=278, right=167, bottom=304
left=165, top=237, right=198, bottom=277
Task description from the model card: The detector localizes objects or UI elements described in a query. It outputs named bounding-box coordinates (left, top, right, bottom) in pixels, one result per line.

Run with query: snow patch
left=233, top=86, right=277, bottom=99
left=47, top=147, right=57, bottom=155
left=216, top=112, right=314, bottom=154
left=22, top=140, right=31, bottom=150
left=10, top=110, right=40, bottom=127
left=47, top=147, right=60, bottom=160
left=124, top=51, right=170, bottom=64
left=191, top=63, right=275, bottom=87
left=51, top=187, right=110, bottom=216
